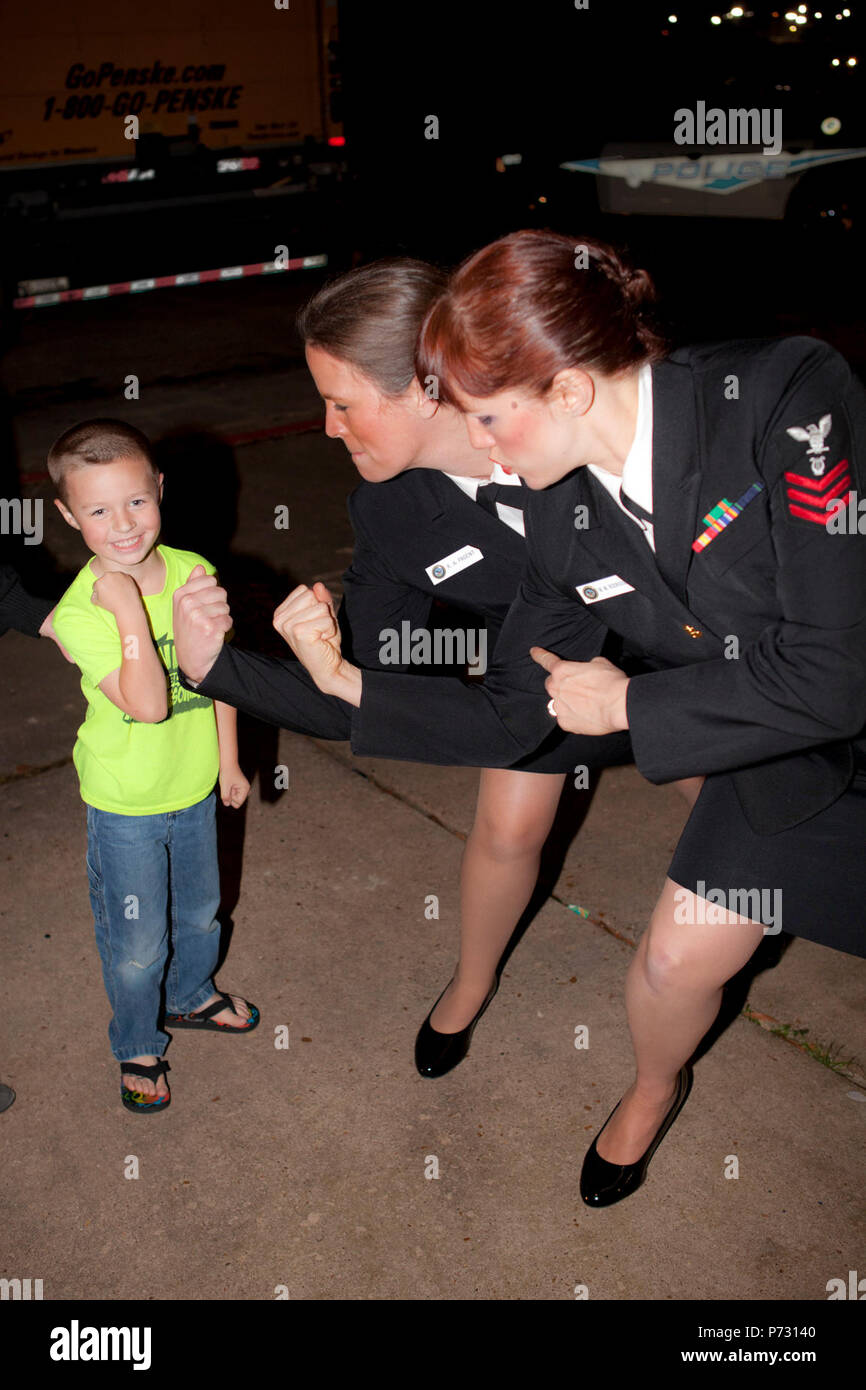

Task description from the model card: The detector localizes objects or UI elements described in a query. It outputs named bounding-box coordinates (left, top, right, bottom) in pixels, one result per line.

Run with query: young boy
left=50, top=419, right=257, bottom=1114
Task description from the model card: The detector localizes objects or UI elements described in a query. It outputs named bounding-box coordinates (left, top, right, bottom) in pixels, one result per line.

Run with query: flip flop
left=121, top=1059, right=171, bottom=1114
left=165, top=992, right=260, bottom=1033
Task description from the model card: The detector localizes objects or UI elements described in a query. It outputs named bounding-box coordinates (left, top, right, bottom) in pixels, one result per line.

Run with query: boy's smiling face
left=55, top=454, right=164, bottom=575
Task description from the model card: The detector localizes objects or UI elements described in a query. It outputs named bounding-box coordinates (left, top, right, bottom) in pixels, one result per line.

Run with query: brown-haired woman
left=272, top=230, right=866, bottom=1206
left=174, top=255, right=633, bottom=1079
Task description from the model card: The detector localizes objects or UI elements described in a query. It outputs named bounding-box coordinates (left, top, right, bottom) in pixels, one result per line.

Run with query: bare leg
left=595, top=876, right=765, bottom=1164
left=431, top=768, right=568, bottom=1031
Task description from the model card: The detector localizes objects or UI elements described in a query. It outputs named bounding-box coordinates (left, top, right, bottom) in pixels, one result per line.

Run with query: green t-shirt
left=54, top=544, right=220, bottom=816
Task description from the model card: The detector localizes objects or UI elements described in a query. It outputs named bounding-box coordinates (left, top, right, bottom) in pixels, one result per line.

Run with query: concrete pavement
left=2, top=697, right=864, bottom=1300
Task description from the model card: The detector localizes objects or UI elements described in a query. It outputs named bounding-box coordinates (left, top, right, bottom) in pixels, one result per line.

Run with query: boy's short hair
left=48, top=419, right=158, bottom=504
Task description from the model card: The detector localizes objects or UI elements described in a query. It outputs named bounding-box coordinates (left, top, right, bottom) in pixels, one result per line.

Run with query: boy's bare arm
left=214, top=699, right=239, bottom=764
left=214, top=699, right=250, bottom=808
left=94, top=572, right=168, bottom=723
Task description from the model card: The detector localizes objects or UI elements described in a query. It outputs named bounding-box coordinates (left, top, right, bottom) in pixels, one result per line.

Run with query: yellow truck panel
left=0, top=0, right=340, bottom=169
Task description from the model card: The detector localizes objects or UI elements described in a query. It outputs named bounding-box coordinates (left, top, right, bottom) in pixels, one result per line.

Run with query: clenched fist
left=272, top=582, right=345, bottom=691
left=91, top=570, right=140, bottom=615
left=173, top=565, right=232, bottom=684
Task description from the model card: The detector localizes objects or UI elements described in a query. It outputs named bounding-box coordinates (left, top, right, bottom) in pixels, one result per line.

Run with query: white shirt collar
left=443, top=460, right=523, bottom=498
left=586, top=362, right=655, bottom=549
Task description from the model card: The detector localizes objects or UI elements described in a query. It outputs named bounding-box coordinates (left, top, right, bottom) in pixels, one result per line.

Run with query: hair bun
left=620, top=266, right=655, bottom=315
left=593, top=247, right=648, bottom=302
left=422, top=229, right=669, bottom=399
left=584, top=241, right=663, bottom=350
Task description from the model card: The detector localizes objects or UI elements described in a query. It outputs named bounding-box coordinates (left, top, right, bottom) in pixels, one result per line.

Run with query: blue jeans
left=85, top=792, right=221, bottom=1061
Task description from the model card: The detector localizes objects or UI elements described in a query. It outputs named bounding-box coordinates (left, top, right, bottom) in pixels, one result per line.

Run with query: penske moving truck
left=0, top=0, right=343, bottom=294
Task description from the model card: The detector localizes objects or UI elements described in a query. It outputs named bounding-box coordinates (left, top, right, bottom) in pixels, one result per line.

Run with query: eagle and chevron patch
left=782, top=411, right=852, bottom=525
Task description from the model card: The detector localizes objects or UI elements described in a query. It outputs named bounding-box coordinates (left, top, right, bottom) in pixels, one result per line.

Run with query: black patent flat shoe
left=414, top=977, right=499, bottom=1078
left=579, top=1064, right=692, bottom=1208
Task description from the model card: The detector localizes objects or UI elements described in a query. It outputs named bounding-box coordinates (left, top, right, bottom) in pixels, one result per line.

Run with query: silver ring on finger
left=547, top=696, right=557, bottom=717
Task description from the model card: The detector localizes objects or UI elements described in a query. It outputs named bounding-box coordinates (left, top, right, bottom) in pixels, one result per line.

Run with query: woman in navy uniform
left=269, top=230, right=866, bottom=1207
left=174, top=258, right=634, bottom=1078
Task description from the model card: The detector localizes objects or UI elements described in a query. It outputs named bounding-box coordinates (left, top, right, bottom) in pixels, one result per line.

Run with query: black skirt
left=668, top=768, right=866, bottom=959
left=505, top=726, right=634, bottom=775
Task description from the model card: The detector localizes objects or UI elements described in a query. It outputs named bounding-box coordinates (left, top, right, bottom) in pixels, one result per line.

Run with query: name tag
left=425, top=544, right=484, bottom=585
left=576, top=574, right=635, bottom=605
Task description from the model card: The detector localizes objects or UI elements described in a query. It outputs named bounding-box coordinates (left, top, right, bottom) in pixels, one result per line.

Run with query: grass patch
left=743, top=1003, right=863, bottom=1078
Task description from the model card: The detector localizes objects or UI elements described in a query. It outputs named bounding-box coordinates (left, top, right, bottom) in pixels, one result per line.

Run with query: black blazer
left=340, top=468, right=526, bottom=666
left=193, top=459, right=629, bottom=768
left=353, top=336, right=866, bottom=833
left=0, top=563, right=53, bottom=639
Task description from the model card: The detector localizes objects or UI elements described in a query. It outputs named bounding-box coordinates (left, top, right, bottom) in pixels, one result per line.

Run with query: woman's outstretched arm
left=275, top=574, right=628, bottom=771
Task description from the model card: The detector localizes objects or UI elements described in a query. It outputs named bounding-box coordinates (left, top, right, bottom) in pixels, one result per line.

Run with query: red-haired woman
left=271, top=230, right=866, bottom=1207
